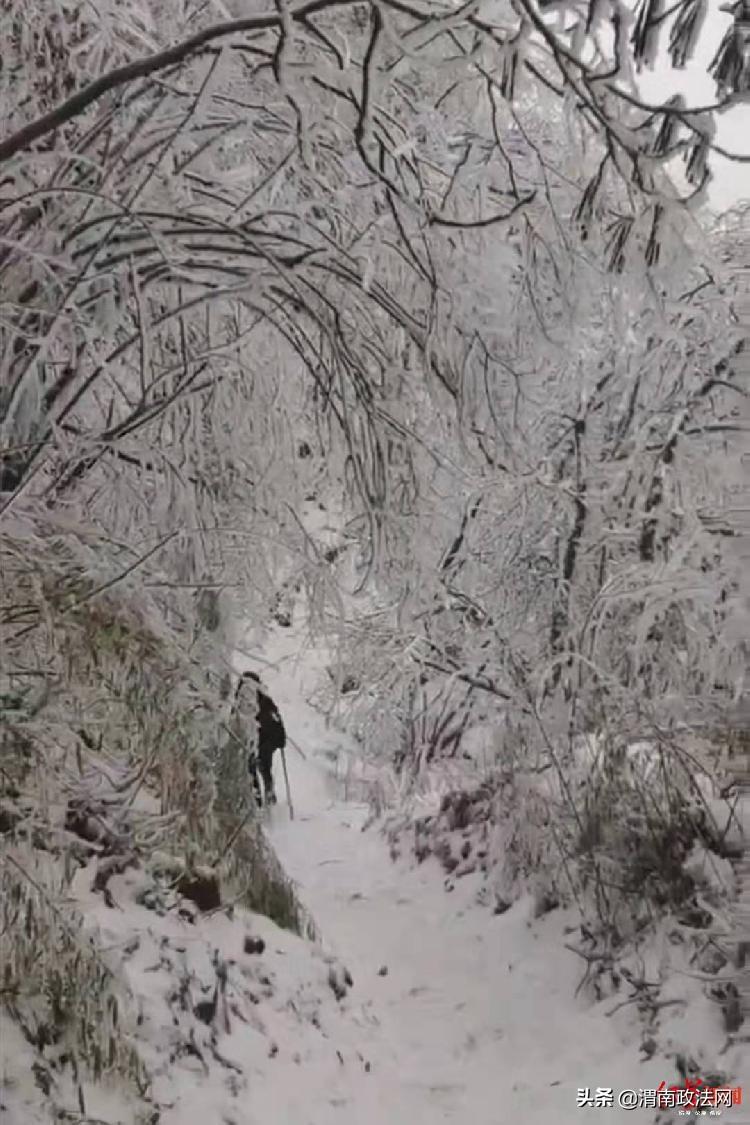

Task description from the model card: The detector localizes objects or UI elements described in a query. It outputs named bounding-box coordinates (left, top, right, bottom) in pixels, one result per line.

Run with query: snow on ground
left=240, top=624, right=749, bottom=1125
left=3, top=588, right=746, bottom=1123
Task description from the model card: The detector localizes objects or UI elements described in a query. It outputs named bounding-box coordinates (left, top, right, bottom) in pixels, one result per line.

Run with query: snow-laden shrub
left=0, top=513, right=307, bottom=1092
left=0, top=852, right=145, bottom=1091
left=332, top=187, right=746, bottom=942
left=383, top=716, right=742, bottom=939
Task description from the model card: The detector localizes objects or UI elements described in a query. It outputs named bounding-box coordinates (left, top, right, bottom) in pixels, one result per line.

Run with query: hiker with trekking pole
left=229, top=671, right=294, bottom=818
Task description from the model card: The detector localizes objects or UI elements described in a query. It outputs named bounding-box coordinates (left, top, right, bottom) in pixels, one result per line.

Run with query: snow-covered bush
left=361, top=195, right=745, bottom=930
left=0, top=3, right=745, bottom=1103
left=0, top=854, right=146, bottom=1095
left=0, top=513, right=307, bottom=1095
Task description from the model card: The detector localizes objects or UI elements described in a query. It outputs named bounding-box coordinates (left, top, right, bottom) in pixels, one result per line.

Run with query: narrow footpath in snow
left=242, top=635, right=711, bottom=1125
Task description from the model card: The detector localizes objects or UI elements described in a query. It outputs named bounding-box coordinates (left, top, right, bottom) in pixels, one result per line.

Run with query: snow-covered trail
left=243, top=635, right=672, bottom=1125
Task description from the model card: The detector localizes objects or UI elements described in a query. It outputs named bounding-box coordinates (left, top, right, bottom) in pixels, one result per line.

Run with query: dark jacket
left=255, top=682, right=286, bottom=757
left=235, top=672, right=286, bottom=762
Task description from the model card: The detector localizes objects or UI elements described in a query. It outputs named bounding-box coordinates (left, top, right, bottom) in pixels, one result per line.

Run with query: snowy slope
left=241, top=626, right=750, bottom=1125
left=2, top=610, right=745, bottom=1124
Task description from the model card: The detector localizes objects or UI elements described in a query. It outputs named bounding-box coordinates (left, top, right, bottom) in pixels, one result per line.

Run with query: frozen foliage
left=0, top=0, right=748, bottom=1116
left=1, top=0, right=747, bottom=555
left=317, top=192, right=747, bottom=946
left=0, top=513, right=309, bottom=1107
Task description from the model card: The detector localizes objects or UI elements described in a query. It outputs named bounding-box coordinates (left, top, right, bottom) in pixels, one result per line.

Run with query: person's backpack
left=239, top=672, right=286, bottom=754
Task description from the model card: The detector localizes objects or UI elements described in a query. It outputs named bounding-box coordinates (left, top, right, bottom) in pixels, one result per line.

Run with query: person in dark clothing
left=235, top=671, right=286, bottom=807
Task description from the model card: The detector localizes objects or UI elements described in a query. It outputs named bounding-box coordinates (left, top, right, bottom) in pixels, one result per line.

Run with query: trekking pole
left=280, top=747, right=294, bottom=820
left=286, top=733, right=307, bottom=761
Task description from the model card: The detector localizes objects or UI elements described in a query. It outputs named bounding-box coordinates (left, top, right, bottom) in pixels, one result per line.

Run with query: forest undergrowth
left=0, top=0, right=748, bottom=1115
left=0, top=513, right=312, bottom=1116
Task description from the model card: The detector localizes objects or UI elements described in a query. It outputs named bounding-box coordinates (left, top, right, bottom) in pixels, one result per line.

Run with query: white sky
left=636, top=3, right=750, bottom=216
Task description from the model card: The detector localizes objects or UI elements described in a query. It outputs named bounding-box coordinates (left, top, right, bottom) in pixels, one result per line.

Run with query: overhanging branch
left=0, top=0, right=358, bottom=163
